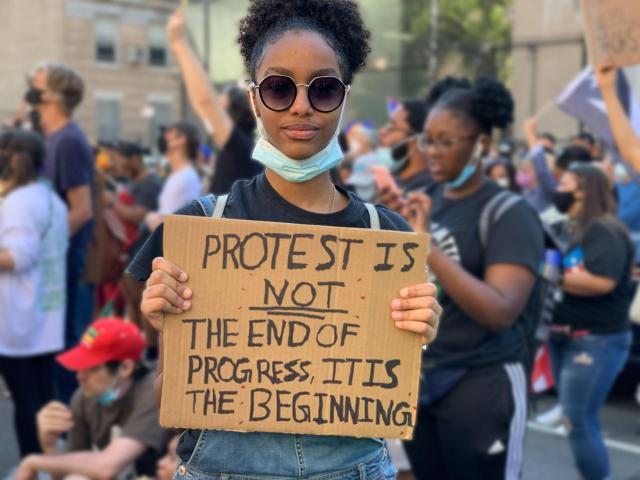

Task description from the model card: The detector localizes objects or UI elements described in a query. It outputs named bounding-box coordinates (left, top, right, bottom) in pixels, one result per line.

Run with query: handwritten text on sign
left=161, top=216, right=428, bottom=439
left=581, top=0, right=640, bottom=68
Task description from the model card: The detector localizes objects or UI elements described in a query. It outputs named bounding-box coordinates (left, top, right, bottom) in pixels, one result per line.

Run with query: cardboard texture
left=581, top=0, right=640, bottom=68
left=161, top=215, right=429, bottom=440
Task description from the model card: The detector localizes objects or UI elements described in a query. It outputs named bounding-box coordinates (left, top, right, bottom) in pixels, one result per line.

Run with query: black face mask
left=553, top=191, right=575, bottom=213
left=24, top=87, right=45, bottom=106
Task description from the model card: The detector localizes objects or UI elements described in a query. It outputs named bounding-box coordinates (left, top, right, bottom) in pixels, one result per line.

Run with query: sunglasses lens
left=309, top=77, right=345, bottom=112
left=259, top=76, right=296, bottom=111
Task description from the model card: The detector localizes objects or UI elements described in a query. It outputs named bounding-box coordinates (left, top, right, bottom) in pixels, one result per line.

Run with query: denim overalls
left=173, top=195, right=396, bottom=480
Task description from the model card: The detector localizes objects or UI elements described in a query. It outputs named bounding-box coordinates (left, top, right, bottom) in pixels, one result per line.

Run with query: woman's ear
left=119, top=359, right=136, bottom=379
left=249, top=89, right=261, bottom=119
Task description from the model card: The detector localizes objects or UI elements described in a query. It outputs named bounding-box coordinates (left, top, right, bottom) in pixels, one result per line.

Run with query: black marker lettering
left=339, top=238, right=364, bottom=270
left=240, top=233, right=269, bottom=270
left=288, top=233, right=313, bottom=270
left=401, top=242, right=419, bottom=272
left=202, top=235, right=221, bottom=269
left=316, top=235, right=337, bottom=271
left=374, top=243, right=397, bottom=271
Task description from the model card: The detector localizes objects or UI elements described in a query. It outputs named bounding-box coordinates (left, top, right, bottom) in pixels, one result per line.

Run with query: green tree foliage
left=403, top=0, right=512, bottom=84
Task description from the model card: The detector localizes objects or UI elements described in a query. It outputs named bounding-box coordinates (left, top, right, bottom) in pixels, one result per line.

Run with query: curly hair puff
left=431, top=76, right=514, bottom=133
left=238, top=0, right=371, bottom=84
left=425, top=76, right=472, bottom=110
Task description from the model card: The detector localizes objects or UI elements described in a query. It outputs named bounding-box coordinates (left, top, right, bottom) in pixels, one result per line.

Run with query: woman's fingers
left=145, top=283, right=190, bottom=311
left=152, top=257, right=188, bottom=283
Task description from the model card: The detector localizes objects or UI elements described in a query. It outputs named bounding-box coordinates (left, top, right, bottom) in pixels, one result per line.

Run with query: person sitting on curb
left=16, top=318, right=169, bottom=480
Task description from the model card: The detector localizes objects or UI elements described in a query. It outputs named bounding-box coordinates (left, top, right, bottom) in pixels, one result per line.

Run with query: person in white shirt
left=145, top=122, right=202, bottom=231
left=0, top=129, right=69, bottom=458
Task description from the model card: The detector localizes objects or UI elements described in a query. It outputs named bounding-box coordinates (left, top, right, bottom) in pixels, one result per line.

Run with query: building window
left=148, top=100, right=173, bottom=148
left=95, top=19, right=118, bottom=63
left=96, top=98, right=121, bottom=142
left=148, top=25, right=168, bottom=67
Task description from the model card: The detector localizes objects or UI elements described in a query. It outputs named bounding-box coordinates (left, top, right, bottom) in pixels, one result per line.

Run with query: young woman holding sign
left=128, top=1, right=440, bottom=479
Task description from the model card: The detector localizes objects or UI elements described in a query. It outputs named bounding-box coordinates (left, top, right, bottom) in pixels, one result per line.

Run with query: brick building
left=0, top=0, right=181, bottom=146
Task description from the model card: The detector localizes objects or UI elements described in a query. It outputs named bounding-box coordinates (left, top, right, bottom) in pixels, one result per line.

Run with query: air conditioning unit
left=127, top=46, right=146, bottom=65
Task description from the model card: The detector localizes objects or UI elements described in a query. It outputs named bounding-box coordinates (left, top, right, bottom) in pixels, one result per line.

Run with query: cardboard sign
left=581, top=0, right=640, bottom=68
left=161, top=215, right=428, bottom=439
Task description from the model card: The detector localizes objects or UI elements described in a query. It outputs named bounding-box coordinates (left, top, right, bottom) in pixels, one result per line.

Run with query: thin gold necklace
left=329, top=186, right=337, bottom=213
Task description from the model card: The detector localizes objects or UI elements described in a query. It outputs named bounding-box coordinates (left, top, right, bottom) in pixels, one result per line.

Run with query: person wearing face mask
left=485, top=159, right=520, bottom=192
left=403, top=77, right=544, bottom=480
left=144, top=122, right=202, bottom=232
left=378, top=99, right=433, bottom=192
left=16, top=318, right=170, bottom=480
left=24, top=63, right=95, bottom=405
left=0, top=129, right=68, bottom=459
left=548, top=163, right=634, bottom=480
left=127, top=2, right=441, bottom=479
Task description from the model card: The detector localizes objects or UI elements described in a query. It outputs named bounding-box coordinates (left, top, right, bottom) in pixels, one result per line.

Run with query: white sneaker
left=535, top=404, right=563, bottom=426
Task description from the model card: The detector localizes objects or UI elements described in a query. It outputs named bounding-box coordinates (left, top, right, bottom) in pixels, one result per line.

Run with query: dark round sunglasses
left=250, top=75, right=349, bottom=113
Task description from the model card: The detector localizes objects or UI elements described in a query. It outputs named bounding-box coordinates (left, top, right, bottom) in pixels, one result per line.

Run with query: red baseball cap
left=56, top=318, right=146, bottom=371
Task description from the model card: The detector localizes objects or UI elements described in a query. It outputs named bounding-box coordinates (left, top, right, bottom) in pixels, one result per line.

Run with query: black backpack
left=478, top=190, right=560, bottom=372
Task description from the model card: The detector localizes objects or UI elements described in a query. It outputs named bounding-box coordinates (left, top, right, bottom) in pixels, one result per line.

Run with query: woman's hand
left=166, top=10, right=189, bottom=48
left=403, top=191, right=431, bottom=233
left=141, top=257, right=192, bottom=331
left=391, top=282, right=440, bottom=345
left=595, top=59, right=617, bottom=92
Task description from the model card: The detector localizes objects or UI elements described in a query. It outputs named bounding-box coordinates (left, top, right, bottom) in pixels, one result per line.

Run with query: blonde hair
left=34, top=63, right=84, bottom=116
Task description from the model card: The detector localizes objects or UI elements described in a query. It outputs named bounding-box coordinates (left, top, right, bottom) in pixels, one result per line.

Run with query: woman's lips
left=282, top=124, right=320, bottom=141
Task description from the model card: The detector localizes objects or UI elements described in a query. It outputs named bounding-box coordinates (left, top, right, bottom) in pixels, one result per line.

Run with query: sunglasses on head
left=249, top=75, right=349, bottom=113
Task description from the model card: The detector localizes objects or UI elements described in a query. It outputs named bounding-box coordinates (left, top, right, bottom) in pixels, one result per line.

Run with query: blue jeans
left=549, top=331, right=632, bottom=480
left=173, top=431, right=395, bottom=480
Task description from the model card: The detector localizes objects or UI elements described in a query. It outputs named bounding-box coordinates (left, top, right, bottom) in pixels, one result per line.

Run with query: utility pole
left=427, top=0, right=439, bottom=83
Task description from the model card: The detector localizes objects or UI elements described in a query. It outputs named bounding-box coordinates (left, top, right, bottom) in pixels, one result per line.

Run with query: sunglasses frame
left=249, top=74, right=350, bottom=113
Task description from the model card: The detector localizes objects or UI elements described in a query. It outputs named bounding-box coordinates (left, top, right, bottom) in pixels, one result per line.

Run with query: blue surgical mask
left=446, top=139, right=483, bottom=189
left=250, top=93, right=348, bottom=183
left=96, top=387, right=120, bottom=406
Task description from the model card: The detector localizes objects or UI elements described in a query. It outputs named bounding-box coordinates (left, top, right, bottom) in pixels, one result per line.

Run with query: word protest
left=161, top=215, right=429, bottom=439
left=581, top=0, right=640, bottom=68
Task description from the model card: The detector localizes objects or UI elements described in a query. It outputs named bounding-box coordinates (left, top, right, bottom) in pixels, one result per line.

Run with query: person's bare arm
left=18, top=437, right=146, bottom=480
left=66, top=185, right=93, bottom=236
left=0, top=249, right=15, bottom=271
left=429, top=247, right=536, bottom=331
left=562, top=270, right=616, bottom=297
left=596, top=61, right=640, bottom=173
left=168, top=11, right=233, bottom=148
left=523, top=117, right=540, bottom=150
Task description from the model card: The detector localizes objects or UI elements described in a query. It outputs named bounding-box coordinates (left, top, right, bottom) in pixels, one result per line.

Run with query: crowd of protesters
left=1, top=1, right=640, bottom=479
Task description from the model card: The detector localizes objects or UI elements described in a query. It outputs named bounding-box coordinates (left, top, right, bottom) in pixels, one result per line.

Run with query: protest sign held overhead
left=581, top=0, right=640, bottom=68
left=160, top=215, right=428, bottom=440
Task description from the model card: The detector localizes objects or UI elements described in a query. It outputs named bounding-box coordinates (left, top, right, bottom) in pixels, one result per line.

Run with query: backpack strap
left=196, top=193, right=229, bottom=218
left=196, top=194, right=216, bottom=217
left=365, top=203, right=380, bottom=230
left=478, top=190, right=523, bottom=248
left=212, top=194, right=229, bottom=219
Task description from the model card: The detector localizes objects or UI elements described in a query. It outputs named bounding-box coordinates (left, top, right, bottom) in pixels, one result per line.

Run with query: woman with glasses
left=549, top=163, right=633, bottom=480
left=403, top=77, right=544, bottom=480
left=0, top=129, right=68, bottom=458
left=128, top=1, right=441, bottom=479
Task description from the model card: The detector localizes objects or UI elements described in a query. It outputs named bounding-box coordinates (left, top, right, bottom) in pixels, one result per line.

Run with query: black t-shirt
left=208, top=126, right=263, bottom=195
left=425, top=181, right=544, bottom=368
left=128, top=172, right=412, bottom=278
left=553, top=219, right=634, bottom=334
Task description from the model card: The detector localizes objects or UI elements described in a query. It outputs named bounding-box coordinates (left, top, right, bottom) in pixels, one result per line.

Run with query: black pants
left=404, top=363, right=527, bottom=480
left=0, top=353, right=55, bottom=457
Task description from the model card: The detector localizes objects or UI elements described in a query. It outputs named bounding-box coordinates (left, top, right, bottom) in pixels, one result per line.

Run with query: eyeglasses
left=417, top=135, right=476, bottom=153
left=249, top=75, right=350, bottom=113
